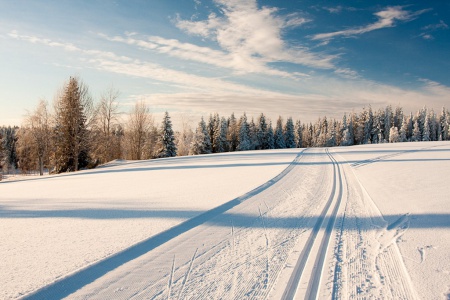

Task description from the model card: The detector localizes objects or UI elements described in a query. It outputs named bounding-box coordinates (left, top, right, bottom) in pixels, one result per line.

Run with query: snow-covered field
left=1, top=142, right=449, bottom=299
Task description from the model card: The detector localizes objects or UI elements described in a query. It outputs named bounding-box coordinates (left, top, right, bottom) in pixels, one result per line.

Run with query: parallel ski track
left=281, top=148, right=343, bottom=300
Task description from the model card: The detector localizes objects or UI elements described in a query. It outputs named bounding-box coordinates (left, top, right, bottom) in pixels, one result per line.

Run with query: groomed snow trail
left=29, top=148, right=341, bottom=299
left=280, top=149, right=343, bottom=300
left=20, top=146, right=425, bottom=299
left=329, top=148, right=420, bottom=300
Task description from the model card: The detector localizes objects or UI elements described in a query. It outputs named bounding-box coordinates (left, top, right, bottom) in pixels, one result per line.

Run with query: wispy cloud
left=8, top=30, right=132, bottom=62
left=419, top=20, right=448, bottom=40
left=422, top=20, right=448, bottom=31
left=312, top=6, right=430, bottom=40
left=100, top=33, right=307, bottom=78
left=8, top=30, right=303, bottom=98
left=174, top=0, right=334, bottom=70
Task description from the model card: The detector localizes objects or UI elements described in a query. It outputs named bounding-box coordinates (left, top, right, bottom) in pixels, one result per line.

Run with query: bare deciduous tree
left=126, top=100, right=153, bottom=160
left=92, top=86, right=121, bottom=164
left=24, top=99, right=50, bottom=175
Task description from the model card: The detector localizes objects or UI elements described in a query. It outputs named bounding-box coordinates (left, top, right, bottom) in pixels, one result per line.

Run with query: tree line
left=1, top=76, right=449, bottom=175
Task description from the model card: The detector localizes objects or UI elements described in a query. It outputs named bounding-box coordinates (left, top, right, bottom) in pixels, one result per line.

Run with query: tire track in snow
left=281, top=148, right=343, bottom=300
left=23, top=150, right=306, bottom=300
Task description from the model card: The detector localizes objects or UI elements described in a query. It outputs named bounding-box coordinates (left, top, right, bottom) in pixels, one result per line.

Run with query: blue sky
left=1, top=0, right=449, bottom=126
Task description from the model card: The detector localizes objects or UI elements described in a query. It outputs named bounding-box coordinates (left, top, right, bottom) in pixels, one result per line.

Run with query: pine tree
left=274, top=116, right=286, bottom=149
left=284, top=117, right=296, bottom=148
left=213, top=117, right=228, bottom=153
left=412, top=118, right=421, bottom=142
left=53, top=77, right=92, bottom=173
left=295, top=120, right=303, bottom=148
left=237, top=113, right=251, bottom=151
left=267, top=122, right=275, bottom=149
left=190, top=117, right=211, bottom=155
left=439, top=107, right=449, bottom=141
left=399, top=116, right=408, bottom=142
left=1, top=126, right=18, bottom=172
left=341, top=114, right=354, bottom=146
left=227, top=113, right=239, bottom=151
left=384, top=105, right=392, bottom=142
left=249, top=118, right=258, bottom=150
left=422, top=114, right=431, bottom=141
left=256, top=113, right=269, bottom=150
left=389, top=126, right=399, bottom=143
left=327, top=121, right=337, bottom=147
left=363, top=106, right=373, bottom=144
left=156, top=112, right=177, bottom=158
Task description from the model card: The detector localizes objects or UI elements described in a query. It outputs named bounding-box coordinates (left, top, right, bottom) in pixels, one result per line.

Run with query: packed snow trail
left=329, top=147, right=420, bottom=300
left=281, top=149, right=343, bottom=299
left=29, top=148, right=340, bottom=299
left=20, top=145, right=429, bottom=300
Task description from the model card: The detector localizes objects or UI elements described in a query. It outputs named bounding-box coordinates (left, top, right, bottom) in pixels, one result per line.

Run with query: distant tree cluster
left=1, top=76, right=450, bottom=176
left=0, top=77, right=177, bottom=175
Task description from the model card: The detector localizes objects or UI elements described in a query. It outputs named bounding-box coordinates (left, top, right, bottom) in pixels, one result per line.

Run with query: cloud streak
left=312, top=6, right=430, bottom=40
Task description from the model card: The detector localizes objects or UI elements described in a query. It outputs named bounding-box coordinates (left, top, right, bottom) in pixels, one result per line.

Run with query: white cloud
left=422, top=20, right=448, bottom=31
left=312, top=6, right=430, bottom=40
left=101, top=33, right=312, bottom=78
left=175, top=0, right=333, bottom=70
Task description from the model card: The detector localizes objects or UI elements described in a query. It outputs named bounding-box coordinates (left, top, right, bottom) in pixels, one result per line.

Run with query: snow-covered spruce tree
left=213, top=117, right=228, bottom=153
left=227, top=113, right=239, bottom=152
left=384, top=105, right=392, bottom=143
left=389, top=126, right=399, bottom=143
left=394, top=106, right=404, bottom=129
left=429, top=110, right=438, bottom=141
left=327, top=121, right=337, bottom=147
left=284, top=117, right=296, bottom=148
left=399, top=116, right=408, bottom=142
left=407, top=112, right=414, bottom=141
left=363, top=106, right=373, bottom=144
left=249, top=117, right=258, bottom=150
left=340, top=114, right=354, bottom=146
left=267, top=121, right=275, bottom=149
left=156, top=111, right=177, bottom=158
left=295, top=119, right=303, bottom=148
left=371, top=113, right=380, bottom=144
left=422, top=114, right=431, bottom=141
left=439, top=107, right=449, bottom=141
left=274, top=116, right=286, bottom=149
left=53, top=77, right=92, bottom=173
left=412, top=118, right=421, bottom=142
left=190, top=117, right=212, bottom=155
left=256, top=113, right=269, bottom=150
left=237, top=113, right=251, bottom=151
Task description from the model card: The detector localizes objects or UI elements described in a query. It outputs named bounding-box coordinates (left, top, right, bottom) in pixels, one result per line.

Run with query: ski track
left=21, top=146, right=425, bottom=300
left=330, top=149, right=419, bottom=300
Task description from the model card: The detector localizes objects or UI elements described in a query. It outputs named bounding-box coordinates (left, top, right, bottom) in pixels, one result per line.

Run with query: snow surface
left=0, top=150, right=298, bottom=299
left=1, top=142, right=449, bottom=299
left=333, top=141, right=450, bottom=299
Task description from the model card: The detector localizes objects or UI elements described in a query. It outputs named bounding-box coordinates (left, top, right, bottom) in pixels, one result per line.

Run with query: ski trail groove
left=281, top=148, right=343, bottom=300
